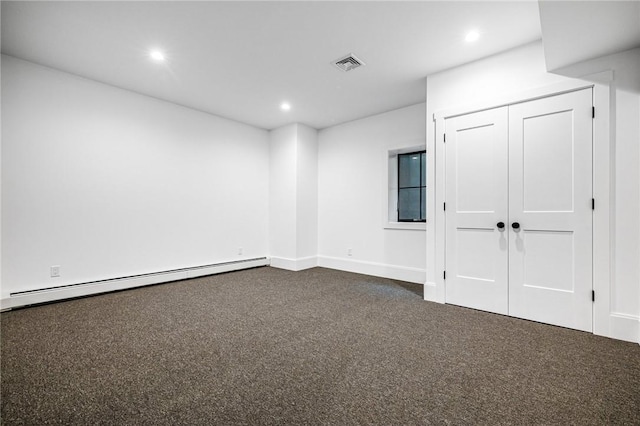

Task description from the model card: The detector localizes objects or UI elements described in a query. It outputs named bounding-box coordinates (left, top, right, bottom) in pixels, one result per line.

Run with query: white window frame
left=382, top=141, right=427, bottom=230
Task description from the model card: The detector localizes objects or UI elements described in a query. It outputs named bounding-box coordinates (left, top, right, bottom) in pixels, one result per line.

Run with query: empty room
left=1, top=1, right=639, bottom=424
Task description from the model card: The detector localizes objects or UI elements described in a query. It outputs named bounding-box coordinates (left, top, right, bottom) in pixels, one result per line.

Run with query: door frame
left=429, top=77, right=613, bottom=339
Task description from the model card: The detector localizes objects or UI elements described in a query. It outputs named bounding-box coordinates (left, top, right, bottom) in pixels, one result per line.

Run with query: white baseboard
left=423, top=281, right=442, bottom=302
left=316, top=255, right=425, bottom=284
left=269, top=256, right=317, bottom=271
left=1, top=257, right=270, bottom=310
left=604, top=313, right=640, bottom=344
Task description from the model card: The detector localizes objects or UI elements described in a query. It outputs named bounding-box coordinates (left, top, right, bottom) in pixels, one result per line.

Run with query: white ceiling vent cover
left=332, top=53, right=366, bottom=72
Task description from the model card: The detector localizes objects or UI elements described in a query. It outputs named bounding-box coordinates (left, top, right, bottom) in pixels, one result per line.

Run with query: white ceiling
left=539, top=0, right=640, bottom=72
left=1, top=1, right=543, bottom=130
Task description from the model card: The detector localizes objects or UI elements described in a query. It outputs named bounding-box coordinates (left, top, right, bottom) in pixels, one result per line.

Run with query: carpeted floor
left=1, top=266, right=639, bottom=425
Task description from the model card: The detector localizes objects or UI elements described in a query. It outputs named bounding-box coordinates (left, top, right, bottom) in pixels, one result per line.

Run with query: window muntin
left=398, top=151, right=426, bottom=222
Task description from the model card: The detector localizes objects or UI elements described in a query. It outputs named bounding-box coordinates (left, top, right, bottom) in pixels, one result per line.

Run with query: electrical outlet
left=50, top=265, right=61, bottom=278
left=347, top=248, right=353, bottom=257
left=238, top=247, right=243, bottom=256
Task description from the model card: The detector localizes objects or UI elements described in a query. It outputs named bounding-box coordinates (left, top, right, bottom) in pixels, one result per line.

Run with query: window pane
left=421, top=187, right=426, bottom=220
left=398, top=188, right=421, bottom=221
left=399, top=153, right=421, bottom=188
left=421, top=152, right=426, bottom=186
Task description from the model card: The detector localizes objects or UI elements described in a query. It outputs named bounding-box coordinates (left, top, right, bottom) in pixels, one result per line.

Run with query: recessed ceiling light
left=280, top=102, right=291, bottom=111
left=150, top=50, right=165, bottom=61
left=465, top=31, right=480, bottom=43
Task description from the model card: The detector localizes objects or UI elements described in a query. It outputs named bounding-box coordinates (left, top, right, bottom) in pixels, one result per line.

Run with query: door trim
left=430, top=77, right=616, bottom=340
left=434, top=80, right=595, bottom=122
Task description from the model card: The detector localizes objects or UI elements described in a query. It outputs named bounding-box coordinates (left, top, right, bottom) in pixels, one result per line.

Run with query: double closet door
left=445, top=89, right=593, bottom=332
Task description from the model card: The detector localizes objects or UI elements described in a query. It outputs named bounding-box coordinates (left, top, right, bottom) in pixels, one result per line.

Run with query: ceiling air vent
left=332, top=53, right=365, bottom=72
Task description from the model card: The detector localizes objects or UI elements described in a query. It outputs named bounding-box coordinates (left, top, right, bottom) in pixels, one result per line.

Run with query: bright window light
left=150, top=50, right=165, bottom=61
left=465, top=31, right=480, bottom=43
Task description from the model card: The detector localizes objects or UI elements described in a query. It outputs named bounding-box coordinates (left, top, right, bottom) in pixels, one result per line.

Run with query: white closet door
left=508, top=89, right=593, bottom=332
left=445, top=107, right=509, bottom=315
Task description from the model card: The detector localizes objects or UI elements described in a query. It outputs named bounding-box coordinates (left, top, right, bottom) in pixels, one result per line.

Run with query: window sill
left=384, top=221, right=426, bottom=231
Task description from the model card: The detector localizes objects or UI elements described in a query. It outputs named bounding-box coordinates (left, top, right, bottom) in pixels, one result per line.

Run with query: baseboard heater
left=2, top=257, right=270, bottom=310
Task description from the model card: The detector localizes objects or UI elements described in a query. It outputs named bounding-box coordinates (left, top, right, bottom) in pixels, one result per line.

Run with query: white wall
left=1, top=55, right=269, bottom=301
left=268, top=124, right=298, bottom=261
left=0, top=14, right=3, bottom=297
left=268, top=123, right=318, bottom=270
left=551, top=48, right=640, bottom=342
left=296, top=124, right=318, bottom=260
left=612, top=64, right=640, bottom=318
left=317, top=103, right=426, bottom=283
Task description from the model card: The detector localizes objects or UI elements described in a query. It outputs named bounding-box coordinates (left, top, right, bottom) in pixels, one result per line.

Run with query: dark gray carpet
left=1, top=267, right=639, bottom=425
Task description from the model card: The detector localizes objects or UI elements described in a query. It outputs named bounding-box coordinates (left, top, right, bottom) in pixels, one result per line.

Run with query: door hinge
left=592, top=290, right=595, bottom=302
left=592, top=198, right=595, bottom=210
left=443, top=271, right=446, bottom=280
left=592, top=106, right=595, bottom=118
left=443, top=202, right=446, bottom=211
left=443, top=133, right=446, bottom=143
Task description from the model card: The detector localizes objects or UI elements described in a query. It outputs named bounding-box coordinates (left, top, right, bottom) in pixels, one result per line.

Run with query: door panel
left=520, top=230, right=574, bottom=292
left=522, top=110, right=575, bottom=212
left=508, top=89, right=593, bottom=332
left=445, top=107, right=509, bottom=315
left=455, top=124, right=497, bottom=213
